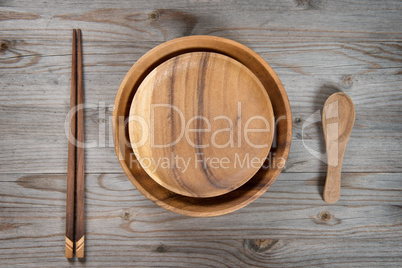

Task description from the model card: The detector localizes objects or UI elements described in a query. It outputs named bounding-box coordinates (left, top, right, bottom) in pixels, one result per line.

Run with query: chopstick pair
left=66, top=29, right=85, bottom=259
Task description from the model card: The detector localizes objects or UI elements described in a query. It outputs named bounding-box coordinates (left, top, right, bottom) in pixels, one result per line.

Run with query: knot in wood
left=0, top=41, right=9, bottom=52
left=148, top=11, right=159, bottom=21
left=320, top=211, right=331, bottom=221
left=156, top=245, right=165, bottom=252
left=295, top=118, right=302, bottom=125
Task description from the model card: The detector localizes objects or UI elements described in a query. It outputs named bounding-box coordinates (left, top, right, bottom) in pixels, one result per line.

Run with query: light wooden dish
left=129, top=52, right=275, bottom=198
left=113, top=35, right=292, bottom=217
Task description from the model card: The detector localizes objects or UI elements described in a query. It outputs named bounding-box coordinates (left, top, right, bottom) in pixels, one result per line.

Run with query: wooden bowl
left=128, top=52, right=275, bottom=198
left=113, top=36, right=292, bottom=217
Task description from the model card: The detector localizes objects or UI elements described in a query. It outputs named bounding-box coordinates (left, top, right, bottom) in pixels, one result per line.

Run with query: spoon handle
left=324, top=163, right=342, bottom=203
left=323, top=126, right=346, bottom=204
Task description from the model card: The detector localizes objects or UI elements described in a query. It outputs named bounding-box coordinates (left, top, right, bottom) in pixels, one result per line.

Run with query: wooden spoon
left=322, top=92, right=355, bottom=204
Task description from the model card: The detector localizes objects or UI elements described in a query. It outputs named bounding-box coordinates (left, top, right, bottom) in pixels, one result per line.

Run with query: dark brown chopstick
left=66, top=29, right=77, bottom=259
left=66, top=29, right=85, bottom=259
left=75, top=29, right=85, bottom=259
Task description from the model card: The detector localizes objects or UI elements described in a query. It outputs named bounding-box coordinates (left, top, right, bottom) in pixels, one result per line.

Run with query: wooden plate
left=128, top=52, right=275, bottom=198
left=113, top=35, right=292, bottom=217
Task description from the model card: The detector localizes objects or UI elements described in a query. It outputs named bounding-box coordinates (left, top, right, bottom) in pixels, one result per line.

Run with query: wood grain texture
left=0, top=0, right=401, bottom=266
left=0, top=172, right=401, bottom=267
left=129, top=51, right=274, bottom=198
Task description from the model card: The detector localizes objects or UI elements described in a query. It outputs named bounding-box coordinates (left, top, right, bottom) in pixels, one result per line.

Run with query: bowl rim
left=113, top=35, right=292, bottom=217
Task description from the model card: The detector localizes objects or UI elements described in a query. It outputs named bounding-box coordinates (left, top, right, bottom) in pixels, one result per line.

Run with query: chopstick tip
left=65, top=236, right=74, bottom=258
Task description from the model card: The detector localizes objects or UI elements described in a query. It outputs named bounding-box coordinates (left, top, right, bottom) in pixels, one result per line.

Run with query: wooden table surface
left=1, top=0, right=401, bottom=267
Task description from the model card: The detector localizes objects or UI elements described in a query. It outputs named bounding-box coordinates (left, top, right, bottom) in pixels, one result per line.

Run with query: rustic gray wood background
left=0, top=0, right=401, bottom=267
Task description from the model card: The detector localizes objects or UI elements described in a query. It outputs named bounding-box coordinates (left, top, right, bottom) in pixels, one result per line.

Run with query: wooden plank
left=0, top=99, right=400, bottom=173
left=0, top=0, right=401, bottom=42
left=0, top=173, right=400, bottom=239
left=1, top=42, right=401, bottom=105
left=0, top=172, right=400, bottom=266
left=0, top=237, right=400, bottom=267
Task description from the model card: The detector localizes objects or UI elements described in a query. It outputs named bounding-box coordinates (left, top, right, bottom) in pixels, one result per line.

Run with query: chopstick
left=65, top=29, right=85, bottom=259
left=65, top=29, right=77, bottom=259
left=75, top=29, right=85, bottom=259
